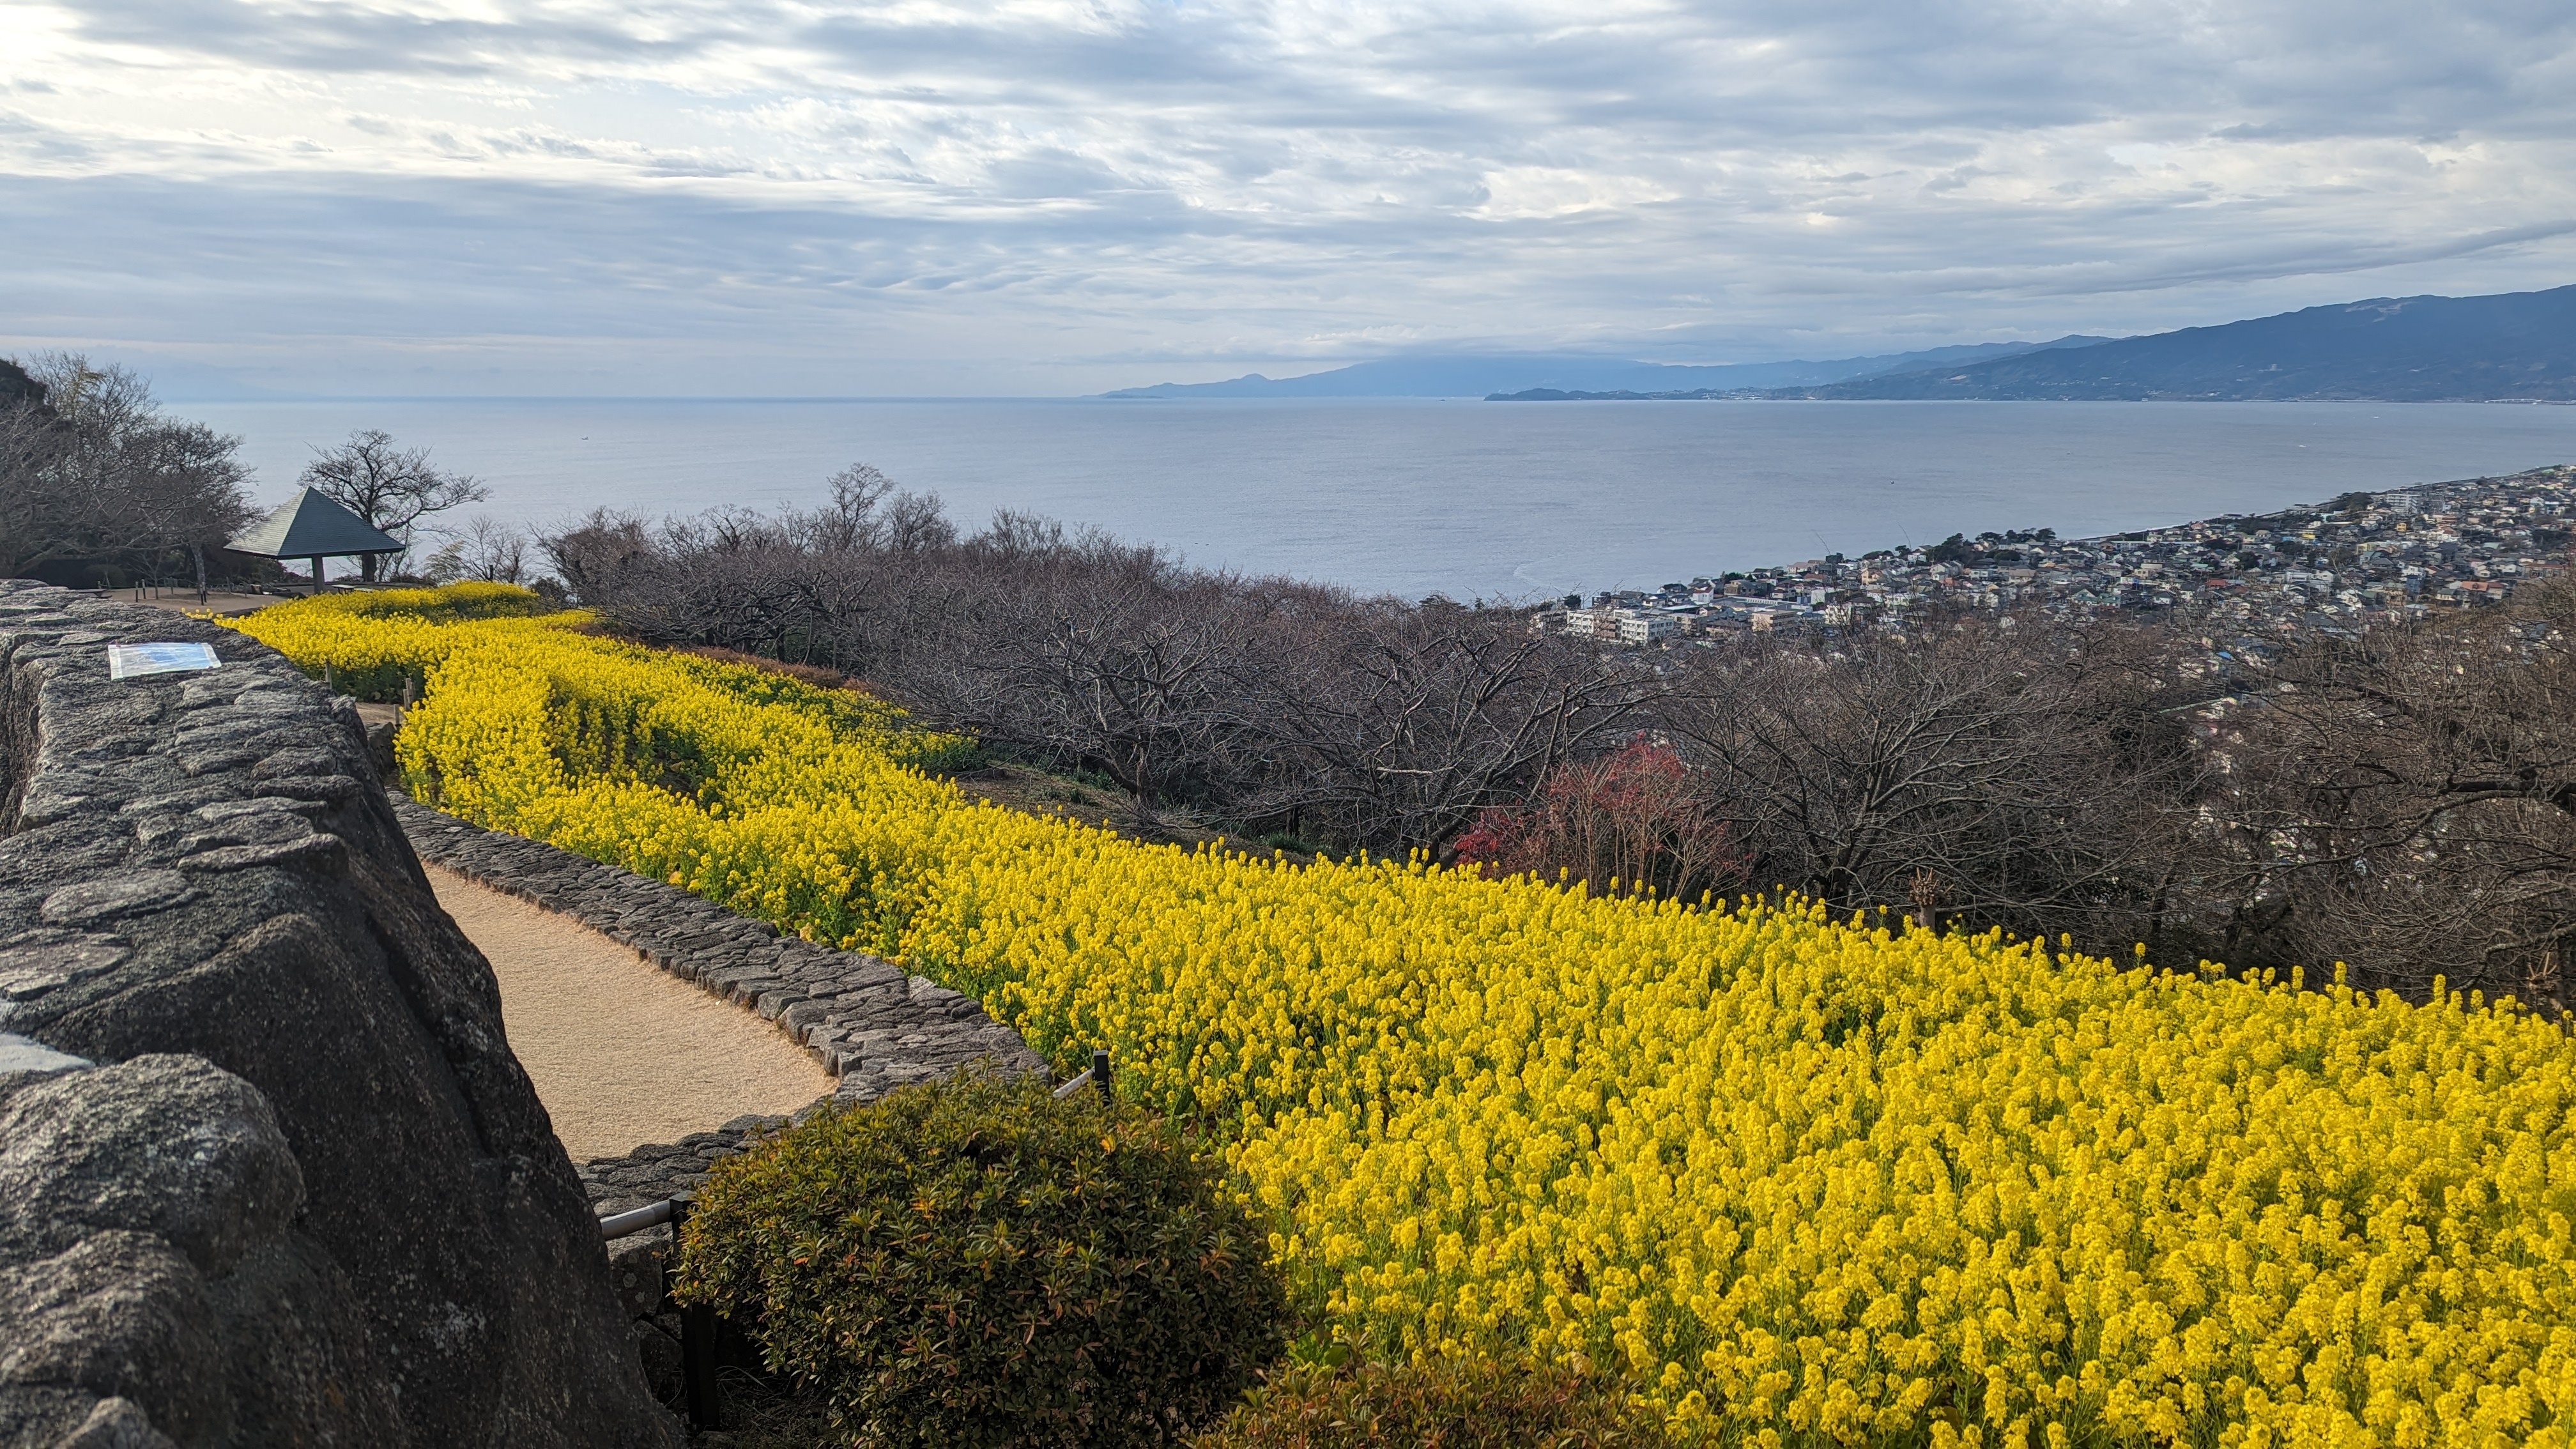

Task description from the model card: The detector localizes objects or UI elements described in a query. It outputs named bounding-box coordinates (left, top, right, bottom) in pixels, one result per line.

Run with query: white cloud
left=0, top=0, right=2570, bottom=392
left=1475, top=166, right=1677, bottom=219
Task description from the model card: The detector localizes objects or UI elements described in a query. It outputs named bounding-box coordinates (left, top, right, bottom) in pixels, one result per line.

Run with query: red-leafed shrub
left=1451, top=740, right=1740, bottom=902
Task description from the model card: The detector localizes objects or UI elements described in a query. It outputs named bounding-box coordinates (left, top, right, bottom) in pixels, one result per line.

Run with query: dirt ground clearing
left=427, top=865, right=832, bottom=1161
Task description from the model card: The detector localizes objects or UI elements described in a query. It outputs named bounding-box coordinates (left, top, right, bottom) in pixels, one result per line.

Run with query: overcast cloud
left=2, top=0, right=2571, bottom=394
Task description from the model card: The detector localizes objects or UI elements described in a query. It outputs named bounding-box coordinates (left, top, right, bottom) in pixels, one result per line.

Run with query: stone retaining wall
left=394, top=797, right=1044, bottom=1137
left=0, top=582, right=679, bottom=1449
left=389, top=755, right=1047, bottom=1400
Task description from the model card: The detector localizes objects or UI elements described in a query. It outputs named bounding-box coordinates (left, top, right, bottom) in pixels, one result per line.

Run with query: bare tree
left=544, top=509, right=659, bottom=609
left=1453, top=739, right=1746, bottom=902
left=545, top=469, right=958, bottom=679
left=0, top=355, right=253, bottom=591
left=1245, top=597, right=1650, bottom=849
left=425, top=515, right=530, bottom=585
left=540, top=466, right=1652, bottom=851
left=1660, top=614, right=2209, bottom=953
left=893, top=526, right=1271, bottom=807
left=2216, top=579, right=2576, bottom=1011
left=797, top=464, right=953, bottom=555
left=0, top=361, right=68, bottom=576
left=301, top=429, right=489, bottom=579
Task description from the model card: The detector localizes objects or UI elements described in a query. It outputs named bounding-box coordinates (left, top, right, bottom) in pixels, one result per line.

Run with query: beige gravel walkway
left=427, top=865, right=832, bottom=1161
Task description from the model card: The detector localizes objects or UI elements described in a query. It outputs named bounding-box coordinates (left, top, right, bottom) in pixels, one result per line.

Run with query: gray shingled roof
left=227, top=488, right=407, bottom=558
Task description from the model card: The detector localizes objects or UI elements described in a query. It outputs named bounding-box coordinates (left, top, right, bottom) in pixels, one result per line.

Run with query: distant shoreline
left=1487, top=390, right=2576, bottom=404
left=158, top=392, right=2576, bottom=407
left=1544, top=465, right=2575, bottom=654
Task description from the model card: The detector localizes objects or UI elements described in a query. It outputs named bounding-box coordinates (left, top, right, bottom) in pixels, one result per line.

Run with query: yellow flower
left=228, top=583, right=2576, bottom=1446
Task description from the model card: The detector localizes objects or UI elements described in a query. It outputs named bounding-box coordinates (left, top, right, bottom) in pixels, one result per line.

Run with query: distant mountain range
left=1774, top=285, right=2576, bottom=401
left=1093, top=338, right=2110, bottom=399
left=1100, top=283, right=2575, bottom=404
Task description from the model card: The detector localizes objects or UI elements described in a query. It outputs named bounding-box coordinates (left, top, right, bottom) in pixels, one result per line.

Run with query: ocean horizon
left=183, top=397, right=2576, bottom=602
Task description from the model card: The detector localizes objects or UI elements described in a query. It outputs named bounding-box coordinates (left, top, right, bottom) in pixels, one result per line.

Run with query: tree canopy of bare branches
left=1235, top=595, right=1647, bottom=849
left=543, top=473, right=1643, bottom=850
left=1660, top=615, right=2209, bottom=953
left=301, top=429, right=489, bottom=579
left=1455, top=740, right=1745, bottom=903
left=0, top=355, right=254, bottom=588
left=425, top=516, right=532, bottom=585
left=2216, top=580, right=2576, bottom=1011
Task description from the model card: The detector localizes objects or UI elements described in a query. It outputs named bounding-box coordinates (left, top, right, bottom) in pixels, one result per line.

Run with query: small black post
left=672, top=1197, right=721, bottom=1429
left=1092, top=1048, right=1111, bottom=1107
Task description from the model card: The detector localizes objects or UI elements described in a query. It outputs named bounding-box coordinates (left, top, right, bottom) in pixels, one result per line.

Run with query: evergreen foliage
left=675, top=1071, right=1286, bottom=1448
left=1193, top=1359, right=1660, bottom=1448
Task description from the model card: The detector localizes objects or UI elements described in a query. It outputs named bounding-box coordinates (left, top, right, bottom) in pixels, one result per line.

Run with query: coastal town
left=1538, top=463, right=2576, bottom=652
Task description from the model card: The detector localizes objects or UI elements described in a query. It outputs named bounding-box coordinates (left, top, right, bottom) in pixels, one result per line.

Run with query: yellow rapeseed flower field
left=232, top=587, right=2576, bottom=1447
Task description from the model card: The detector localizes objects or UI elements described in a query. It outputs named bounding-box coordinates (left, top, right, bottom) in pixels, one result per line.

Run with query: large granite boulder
left=0, top=583, right=680, bottom=1449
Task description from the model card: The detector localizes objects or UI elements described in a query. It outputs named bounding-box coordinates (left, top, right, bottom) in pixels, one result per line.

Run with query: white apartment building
left=1616, top=610, right=1679, bottom=645
left=1568, top=608, right=1622, bottom=641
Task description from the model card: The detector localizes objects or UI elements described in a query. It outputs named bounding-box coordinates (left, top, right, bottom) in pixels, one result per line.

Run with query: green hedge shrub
left=1190, top=1359, right=1662, bottom=1448
left=298, top=580, right=565, bottom=623
left=674, top=1070, right=1285, bottom=1447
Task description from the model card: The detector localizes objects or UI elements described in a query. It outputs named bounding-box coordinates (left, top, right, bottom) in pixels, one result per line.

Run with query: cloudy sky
left=3, top=0, right=2571, bottom=395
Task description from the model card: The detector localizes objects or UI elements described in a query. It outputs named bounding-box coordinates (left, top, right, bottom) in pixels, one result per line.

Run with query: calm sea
left=180, top=397, right=2576, bottom=601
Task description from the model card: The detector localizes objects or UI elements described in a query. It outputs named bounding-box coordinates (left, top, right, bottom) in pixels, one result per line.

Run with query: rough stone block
left=0, top=1055, right=302, bottom=1276
left=0, top=584, right=684, bottom=1449
left=606, top=1230, right=668, bottom=1318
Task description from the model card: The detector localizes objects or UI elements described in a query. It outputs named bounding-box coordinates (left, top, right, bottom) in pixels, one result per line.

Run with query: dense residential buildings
left=1616, top=611, right=1680, bottom=645
left=1533, top=465, right=2575, bottom=655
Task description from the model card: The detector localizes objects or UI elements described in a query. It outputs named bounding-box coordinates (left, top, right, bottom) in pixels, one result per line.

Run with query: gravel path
left=426, top=864, right=833, bottom=1160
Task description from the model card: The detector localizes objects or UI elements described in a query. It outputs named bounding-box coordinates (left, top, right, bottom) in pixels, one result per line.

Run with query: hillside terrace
left=1534, top=464, right=2576, bottom=661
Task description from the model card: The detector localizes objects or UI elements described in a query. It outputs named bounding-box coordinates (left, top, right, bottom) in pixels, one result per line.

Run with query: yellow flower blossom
left=230, top=586, right=2576, bottom=1447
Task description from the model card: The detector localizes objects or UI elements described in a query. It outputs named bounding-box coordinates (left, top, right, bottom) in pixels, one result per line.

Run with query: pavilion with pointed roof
left=226, top=487, right=408, bottom=591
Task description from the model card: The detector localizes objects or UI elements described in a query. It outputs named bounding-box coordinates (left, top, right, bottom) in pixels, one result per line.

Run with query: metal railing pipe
left=1052, top=1046, right=1113, bottom=1103
left=598, top=1199, right=677, bottom=1240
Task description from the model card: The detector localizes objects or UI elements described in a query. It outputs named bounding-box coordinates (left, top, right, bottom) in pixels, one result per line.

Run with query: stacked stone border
left=0, top=582, right=680, bottom=1448
left=391, top=795, right=1047, bottom=1386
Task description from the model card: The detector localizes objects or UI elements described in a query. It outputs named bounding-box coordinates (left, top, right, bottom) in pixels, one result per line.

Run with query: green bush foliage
left=674, top=1070, right=1285, bottom=1448
left=300, top=579, right=566, bottom=623
left=1190, top=1359, right=1662, bottom=1449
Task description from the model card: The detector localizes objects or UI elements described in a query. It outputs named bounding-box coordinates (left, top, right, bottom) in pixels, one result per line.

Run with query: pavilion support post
left=310, top=555, right=325, bottom=595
